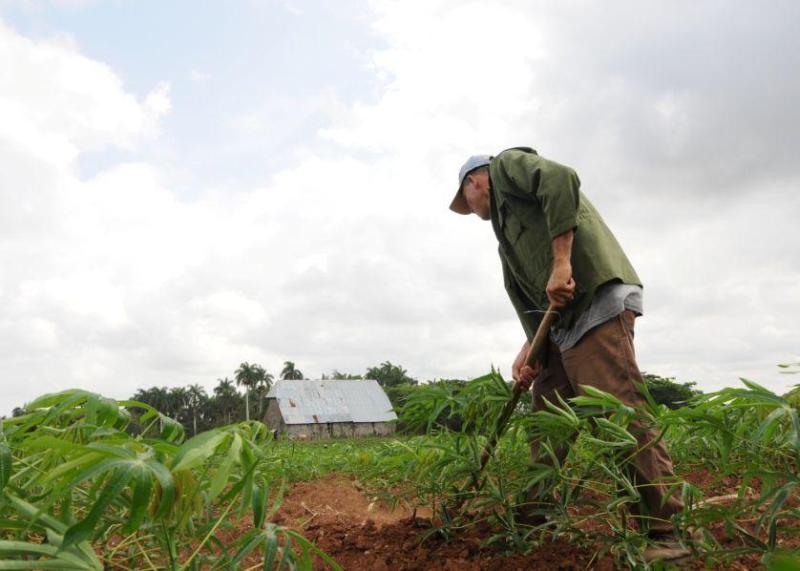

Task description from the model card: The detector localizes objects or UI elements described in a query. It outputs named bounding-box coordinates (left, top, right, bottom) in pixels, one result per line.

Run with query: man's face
left=461, top=170, right=491, bottom=220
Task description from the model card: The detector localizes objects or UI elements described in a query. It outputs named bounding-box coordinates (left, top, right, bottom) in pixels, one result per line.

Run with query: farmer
left=450, top=148, right=689, bottom=561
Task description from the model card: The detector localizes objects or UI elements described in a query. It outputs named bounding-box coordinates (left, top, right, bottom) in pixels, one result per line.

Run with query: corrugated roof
left=266, top=379, right=397, bottom=425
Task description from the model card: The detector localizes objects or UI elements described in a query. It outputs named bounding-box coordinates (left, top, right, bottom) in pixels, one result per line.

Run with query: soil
left=215, top=472, right=798, bottom=570
left=270, top=474, right=614, bottom=570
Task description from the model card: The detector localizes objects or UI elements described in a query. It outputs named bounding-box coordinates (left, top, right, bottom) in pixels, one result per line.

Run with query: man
left=450, top=147, right=689, bottom=561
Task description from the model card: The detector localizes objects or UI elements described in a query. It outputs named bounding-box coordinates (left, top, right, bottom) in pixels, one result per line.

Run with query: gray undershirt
left=549, top=282, right=643, bottom=351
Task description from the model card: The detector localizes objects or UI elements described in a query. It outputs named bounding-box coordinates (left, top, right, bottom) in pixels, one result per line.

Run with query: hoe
left=469, top=303, right=557, bottom=496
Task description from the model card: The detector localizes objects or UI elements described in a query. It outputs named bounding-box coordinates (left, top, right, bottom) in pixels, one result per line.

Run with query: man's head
left=450, top=155, right=492, bottom=220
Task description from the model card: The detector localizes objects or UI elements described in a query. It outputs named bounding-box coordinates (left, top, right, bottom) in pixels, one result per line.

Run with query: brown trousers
left=529, top=310, right=683, bottom=534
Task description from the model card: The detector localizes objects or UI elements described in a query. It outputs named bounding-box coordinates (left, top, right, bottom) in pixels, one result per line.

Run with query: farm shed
left=264, top=379, right=397, bottom=439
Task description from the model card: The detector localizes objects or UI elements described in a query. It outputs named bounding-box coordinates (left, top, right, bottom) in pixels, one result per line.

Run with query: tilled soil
left=271, top=474, right=614, bottom=570
left=217, top=471, right=798, bottom=569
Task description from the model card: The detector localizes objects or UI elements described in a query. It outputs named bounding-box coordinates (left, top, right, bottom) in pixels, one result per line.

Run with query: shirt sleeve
left=500, top=253, right=539, bottom=341
left=496, top=150, right=581, bottom=239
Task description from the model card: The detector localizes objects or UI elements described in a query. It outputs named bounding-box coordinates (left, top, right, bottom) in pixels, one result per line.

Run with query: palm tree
left=254, top=372, right=274, bottom=419
left=331, top=370, right=362, bottom=380
left=235, top=362, right=268, bottom=421
left=168, top=387, right=188, bottom=421
left=213, top=378, right=240, bottom=425
left=186, top=384, right=207, bottom=436
left=153, top=387, right=170, bottom=415
left=134, top=386, right=170, bottom=416
left=280, top=361, right=303, bottom=380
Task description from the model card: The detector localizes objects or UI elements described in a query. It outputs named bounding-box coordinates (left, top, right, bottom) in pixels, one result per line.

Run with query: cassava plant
left=0, top=389, right=340, bottom=570
left=393, top=369, right=800, bottom=568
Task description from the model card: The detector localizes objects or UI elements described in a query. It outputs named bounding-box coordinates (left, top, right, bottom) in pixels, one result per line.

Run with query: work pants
left=528, top=310, right=683, bottom=534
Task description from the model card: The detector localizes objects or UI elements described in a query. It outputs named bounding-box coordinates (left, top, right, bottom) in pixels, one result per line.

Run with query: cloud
left=1, top=1, right=799, bottom=415
left=0, top=22, right=169, bottom=159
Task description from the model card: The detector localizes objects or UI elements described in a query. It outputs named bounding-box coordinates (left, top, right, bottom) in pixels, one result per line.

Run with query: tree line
left=9, top=357, right=702, bottom=435
left=130, top=360, right=417, bottom=435
left=127, top=357, right=702, bottom=437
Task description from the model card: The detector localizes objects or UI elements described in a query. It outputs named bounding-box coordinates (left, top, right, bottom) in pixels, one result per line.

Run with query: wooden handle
left=479, top=304, right=558, bottom=469
left=514, top=303, right=558, bottom=393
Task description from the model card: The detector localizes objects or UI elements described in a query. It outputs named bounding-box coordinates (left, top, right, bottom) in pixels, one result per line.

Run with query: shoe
left=642, top=530, right=701, bottom=564
left=512, top=502, right=556, bottom=528
left=642, top=541, right=691, bottom=564
left=514, top=511, right=549, bottom=527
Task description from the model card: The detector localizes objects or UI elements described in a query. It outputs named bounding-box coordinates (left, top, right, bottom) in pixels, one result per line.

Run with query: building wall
left=265, top=398, right=397, bottom=440
left=353, top=421, right=396, bottom=437
left=264, top=400, right=284, bottom=432
left=280, top=421, right=396, bottom=440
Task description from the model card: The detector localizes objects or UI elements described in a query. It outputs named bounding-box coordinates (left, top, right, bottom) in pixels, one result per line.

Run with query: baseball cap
left=450, top=154, right=491, bottom=215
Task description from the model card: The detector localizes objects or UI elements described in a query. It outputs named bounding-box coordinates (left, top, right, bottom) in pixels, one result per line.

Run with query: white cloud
left=144, top=81, right=172, bottom=119
left=0, top=20, right=181, bottom=409
left=0, top=21, right=169, bottom=160
left=1, top=1, right=799, bottom=415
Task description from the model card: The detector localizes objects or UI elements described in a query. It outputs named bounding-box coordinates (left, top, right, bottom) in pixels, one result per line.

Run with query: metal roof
left=266, top=379, right=398, bottom=425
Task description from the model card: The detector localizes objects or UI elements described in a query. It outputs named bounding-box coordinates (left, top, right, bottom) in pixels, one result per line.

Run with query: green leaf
left=171, top=430, right=227, bottom=472
left=158, top=415, right=185, bottom=443
left=0, top=540, right=98, bottom=569
left=44, top=452, right=107, bottom=484
left=282, top=528, right=342, bottom=570
left=263, top=527, right=279, bottom=571
left=252, top=479, right=268, bottom=529
left=63, top=457, right=125, bottom=491
left=1, top=494, right=102, bottom=570
left=209, top=433, right=241, bottom=501
left=218, top=459, right=259, bottom=505
left=765, top=552, right=800, bottom=571
left=62, top=468, right=133, bottom=549
left=0, top=443, right=11, bottom=494
left=0, top=561, right=94, bottom=570
left=230, top=529, right=264, bottom=567
left=146, top=461, right=176, bottom=520
left=739, top=377, right=773, bottom=394
left=123, top=468, right=151, bottom=533
left=17, top=436, right=76, bottom=453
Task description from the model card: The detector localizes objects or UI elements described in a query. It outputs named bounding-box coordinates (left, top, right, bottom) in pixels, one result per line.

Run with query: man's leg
left=560, top=310, right=683, bottom=535
left=523, top=339, right=576, bottom=520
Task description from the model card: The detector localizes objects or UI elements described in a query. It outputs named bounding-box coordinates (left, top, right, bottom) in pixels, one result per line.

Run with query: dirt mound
left=273, top=474, right=418, bottom=529
left=273, top=474, right=612, bottom=570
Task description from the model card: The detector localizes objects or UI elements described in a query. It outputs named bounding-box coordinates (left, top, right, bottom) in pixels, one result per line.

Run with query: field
left=1, top=371, right=799, bottom=570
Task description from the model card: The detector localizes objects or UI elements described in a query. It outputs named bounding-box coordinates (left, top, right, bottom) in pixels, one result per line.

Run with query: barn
left=264, top=379, right=397, bottom=439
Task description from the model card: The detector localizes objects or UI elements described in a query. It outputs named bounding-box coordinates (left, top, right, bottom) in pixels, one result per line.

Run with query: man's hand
left=546, top=260, right=576, bottom=309
left=547, top=230, right=576, bottom=309
left=511, top=340, right=541, bottom=392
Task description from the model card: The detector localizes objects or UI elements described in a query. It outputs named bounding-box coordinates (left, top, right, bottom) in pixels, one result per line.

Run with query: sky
left=0, top=0, right=798, bottom=414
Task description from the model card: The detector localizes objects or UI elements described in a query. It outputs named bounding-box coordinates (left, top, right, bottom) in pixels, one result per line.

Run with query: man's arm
left=547, top=230, right=576, bottom=309
left=514, top=231, right=574, bottom=390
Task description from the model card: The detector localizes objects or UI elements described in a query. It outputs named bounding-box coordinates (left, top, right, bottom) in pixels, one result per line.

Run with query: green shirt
left=488, top=147, right=641, bottom=338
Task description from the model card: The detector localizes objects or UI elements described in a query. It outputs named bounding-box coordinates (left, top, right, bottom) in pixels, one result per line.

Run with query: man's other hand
left=514, top=364, right=541, bottom=392
left=512, top=340, right=541, bottom=392
left=546, top=260, right=576, bottom=309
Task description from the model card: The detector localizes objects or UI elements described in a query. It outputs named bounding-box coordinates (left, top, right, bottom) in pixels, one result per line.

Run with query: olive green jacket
left=488, top=147, right=641, bottom=338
